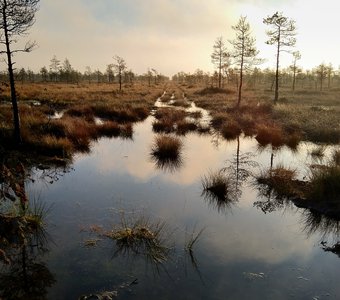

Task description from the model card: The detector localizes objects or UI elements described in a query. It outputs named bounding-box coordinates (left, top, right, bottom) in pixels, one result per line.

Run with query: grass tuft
left=150, top=135, right=183, bottom=160
left=221, top=121, right=242, bottom=140
left=255, top=125, right=285, bottom=148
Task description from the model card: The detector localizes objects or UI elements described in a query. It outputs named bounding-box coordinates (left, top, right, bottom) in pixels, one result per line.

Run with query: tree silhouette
left=229, top=16, right=260, bottom=108
left=315, top=63, right=328, bottom=91
left=113, top=55, right=127, bottom=91
left=211, top=36, right=230, bottom=88
left=0, top=0, right=39, bottom=144
left=290, top=51, right=301, bottom=91
left=263, top=12, right=297, bottom=103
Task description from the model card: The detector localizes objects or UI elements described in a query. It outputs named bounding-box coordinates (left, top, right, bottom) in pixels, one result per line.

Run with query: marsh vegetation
left=0, top=80, right=339, bottom=299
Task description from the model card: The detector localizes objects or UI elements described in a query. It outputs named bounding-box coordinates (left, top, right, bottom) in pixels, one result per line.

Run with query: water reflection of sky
left=27, top=114, right=340, bottom=299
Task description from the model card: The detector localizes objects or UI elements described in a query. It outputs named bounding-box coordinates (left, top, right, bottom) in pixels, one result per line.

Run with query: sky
left=9, top=0, right=340, bottom=76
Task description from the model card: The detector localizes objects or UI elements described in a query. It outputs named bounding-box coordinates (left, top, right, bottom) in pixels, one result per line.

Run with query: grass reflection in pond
left=201, top=171, right=237, bottom=213
left=150, top=134, right=184, bottom=172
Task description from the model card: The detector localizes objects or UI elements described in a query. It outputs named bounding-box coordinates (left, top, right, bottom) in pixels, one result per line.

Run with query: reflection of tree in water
left=0, top=162, right=59, bottom=299
left=202, top=137, right=257, bottom=213
left=253, top=147, right=296, bottom=214
left=253, top=179, right=295, bottom=214
left=0, top=204, right=55, bottom=300
left=0, top=245, right=55, bottom=300
left=222, top=137, right=258, bottom=195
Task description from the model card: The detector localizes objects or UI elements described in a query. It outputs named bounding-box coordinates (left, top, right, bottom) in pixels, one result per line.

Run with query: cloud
left=8, top=0, right=340, bottom=75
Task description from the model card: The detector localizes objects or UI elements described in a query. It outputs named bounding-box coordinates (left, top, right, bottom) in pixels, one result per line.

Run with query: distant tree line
left=2, top=54, right=169, bottom=86
left=172, top=63, right=340, bottom=92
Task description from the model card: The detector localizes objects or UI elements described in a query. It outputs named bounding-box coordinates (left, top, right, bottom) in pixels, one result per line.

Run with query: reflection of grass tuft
left=201, top=171, right=235, bottom=208
left=256, top=166, right=304, bottom=199
left=151, top=135, right=183, bottom=160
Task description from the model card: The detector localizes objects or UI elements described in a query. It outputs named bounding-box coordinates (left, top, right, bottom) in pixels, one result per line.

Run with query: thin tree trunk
left=274, top=42, right=280, bottom=104
left=274, top=30, right=281, bottom=104
left=238, top=52, right=244, bottom=108
left=3, top=3, right=21, bottom=144
left=218, top=52, right=222, bottom=88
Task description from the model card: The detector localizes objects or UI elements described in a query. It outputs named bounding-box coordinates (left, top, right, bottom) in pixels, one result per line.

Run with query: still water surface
left=26, top=112, right=340, bottom=299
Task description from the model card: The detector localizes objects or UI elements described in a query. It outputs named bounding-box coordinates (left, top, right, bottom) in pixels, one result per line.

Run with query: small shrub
left=238, top=113, right=256, bottom=137
left=307, top=164, right=340, bottom=203
left=63, top=117, right=95, bottom=152
left=133, top=106, right=149, bottom=120
left=64, top=105, right=94, bottom=120
left=41, top=120, right=66, bottom=138
left=255, top=125, right=285, bottom=148
left=188, top=111, right=202, bottom=119
left=154, top=108, right=186, bottom=122
left=256, top=166, right=305, bottom=200
left=211, top=112, right=229, bottom=129
left=221, top=121, right=242, bottom=140
left=177, top=120, right=197, bottom=135
left=285, top=133, right=301, bottom=150
left=29, top=135, right=73, bottom=157
left=96, top=121, right=121, bottom=138
left=172, top=99, right=191, bottom=108
left=152, top=118, right=174, bottom=133
left=195, top=87, right=232, bottom=95
left=120, top=123, right=133, bottom=139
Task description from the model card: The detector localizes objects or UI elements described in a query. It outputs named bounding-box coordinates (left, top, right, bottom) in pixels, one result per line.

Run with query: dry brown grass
left=188, top=84, right=339, bottom=145
left=176, top=120, right=198, bottom=135
left=0, top=82, right=164, bottom=159
left=255, top=124, right=285, bottom=148
left=221, top=121, right=242, bottom=140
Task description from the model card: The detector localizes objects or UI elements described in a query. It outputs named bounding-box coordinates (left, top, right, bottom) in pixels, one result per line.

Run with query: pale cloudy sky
left=11, top=0, right=340, bottom=76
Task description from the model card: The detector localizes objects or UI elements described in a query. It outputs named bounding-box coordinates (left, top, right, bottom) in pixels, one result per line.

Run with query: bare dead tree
left=263, top=12, right=297, bottom=104
left=0, top=0, right=39, bottom=145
